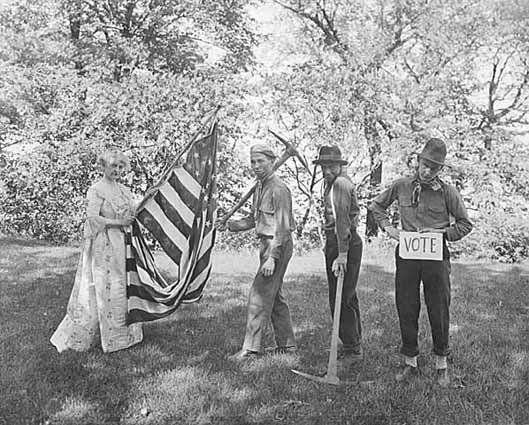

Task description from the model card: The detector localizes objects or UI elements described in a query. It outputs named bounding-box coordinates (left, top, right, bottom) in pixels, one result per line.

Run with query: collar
left=324, top=175, right=339, bottom=191
left=258, top=172, right=275, bottom=188
left=413, top=175, right=442, bottom=191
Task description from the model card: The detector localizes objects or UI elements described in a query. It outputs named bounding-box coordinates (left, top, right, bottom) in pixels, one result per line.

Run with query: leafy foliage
left=0, top=142, right=97, bottom=242
left=0, top=0, right=256, bottom=243
left=1, top=0, right=529, bottom=261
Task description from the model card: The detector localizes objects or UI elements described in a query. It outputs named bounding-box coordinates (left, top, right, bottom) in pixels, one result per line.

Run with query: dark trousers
left=324, top=231, right=363, bottom=351
left=242, top=237, right=296, bottom=352
left=395, top=244, right=451, bottom=357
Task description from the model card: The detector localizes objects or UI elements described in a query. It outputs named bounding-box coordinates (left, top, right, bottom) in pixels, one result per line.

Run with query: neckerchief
left=411, top=176, right=442, bottom=207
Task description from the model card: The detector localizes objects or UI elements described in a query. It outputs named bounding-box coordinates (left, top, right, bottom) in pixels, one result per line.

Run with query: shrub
left=0, top=143, right=99, bottom=243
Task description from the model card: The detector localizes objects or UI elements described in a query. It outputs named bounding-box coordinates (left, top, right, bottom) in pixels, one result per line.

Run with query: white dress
left=50, top=179, right=143, bottom=353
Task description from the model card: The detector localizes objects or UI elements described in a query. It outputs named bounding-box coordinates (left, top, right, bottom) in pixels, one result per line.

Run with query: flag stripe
left=184, top=263, right=212, bottom=299
left=167, top=172, right=199, bottom=214
left=199, top=229, right=214, bottom=257
left=137, top=209, right=183, bottom=264
left=159, top=183, right=194, bottom=228
left=174, top=167, right=202, bottom=198
left=190, top=238, right=214, bottom=283
left=132, top=225, right=169, bottom=286
left=126, top=120, right=218, bottom=324
left=127, top=284, right=184, bottom=306
left=128, top=296, right=170, bottom=313
left=144, top=201, right=188, bottom=250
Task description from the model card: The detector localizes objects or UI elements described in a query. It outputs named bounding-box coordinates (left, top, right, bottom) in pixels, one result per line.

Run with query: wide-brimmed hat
left=417, top=138, right=447, bottom=167
left=313, top=146, right=348, bottom=165
left=250, top=143, right=276, bottom=159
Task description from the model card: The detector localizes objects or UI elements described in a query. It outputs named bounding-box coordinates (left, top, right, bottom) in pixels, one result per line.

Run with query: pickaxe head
left=268, top=129, right=310, bottom=172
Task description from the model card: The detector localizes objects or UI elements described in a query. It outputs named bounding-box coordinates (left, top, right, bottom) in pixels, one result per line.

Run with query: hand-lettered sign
left=399, top=231, right=443, bottom=261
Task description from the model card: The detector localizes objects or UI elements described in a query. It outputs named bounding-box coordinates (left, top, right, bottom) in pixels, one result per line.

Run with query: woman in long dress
left=50, top=148, right=143, bottom=353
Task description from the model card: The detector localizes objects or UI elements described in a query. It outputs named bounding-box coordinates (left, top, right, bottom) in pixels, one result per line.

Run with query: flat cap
left=250, top=143, right=276, bottom=159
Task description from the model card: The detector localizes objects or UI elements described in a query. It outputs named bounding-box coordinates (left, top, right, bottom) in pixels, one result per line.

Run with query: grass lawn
left=1, top=237, right=528, bottom=425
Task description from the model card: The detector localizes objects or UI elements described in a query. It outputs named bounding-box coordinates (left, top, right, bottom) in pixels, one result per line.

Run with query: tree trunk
left=364, top=118, right=382, bottom=239
left=484, top=136, right=492, bottom=150
left=68, top=0, right=85, bottom=75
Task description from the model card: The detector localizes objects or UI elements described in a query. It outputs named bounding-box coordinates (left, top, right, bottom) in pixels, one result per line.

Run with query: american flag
left=125, top=119, right=218, bottom=324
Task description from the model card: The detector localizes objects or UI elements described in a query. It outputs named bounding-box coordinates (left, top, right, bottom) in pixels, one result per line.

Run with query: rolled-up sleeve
left=332, top=178, right=354, bottom=254
left=444, top=186, right=473, bottom=241
left=269, top=185, right=293, bottom=259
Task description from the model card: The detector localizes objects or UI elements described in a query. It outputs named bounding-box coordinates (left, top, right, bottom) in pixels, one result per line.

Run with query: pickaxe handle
left=327, top=271, right=344, bottom=380
left=217, top=148, right=298, bottom=226
left=268, top=129, right=310, bottom=171
left=290, top=270, right=345, bottom=386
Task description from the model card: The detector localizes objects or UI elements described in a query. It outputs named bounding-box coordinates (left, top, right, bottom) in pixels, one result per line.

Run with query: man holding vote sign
left=399, top=231, right=443, bottom=261
left=369, top=138, right=472, bottom=387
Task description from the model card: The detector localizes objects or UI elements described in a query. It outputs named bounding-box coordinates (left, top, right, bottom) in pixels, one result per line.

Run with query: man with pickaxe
left=219, top=135, right=310, bottom=360
left=313, top=146, right=364, bottom=369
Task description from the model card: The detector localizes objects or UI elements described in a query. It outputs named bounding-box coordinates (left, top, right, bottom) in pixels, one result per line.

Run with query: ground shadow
left=2, top=244, right=529, bottom=424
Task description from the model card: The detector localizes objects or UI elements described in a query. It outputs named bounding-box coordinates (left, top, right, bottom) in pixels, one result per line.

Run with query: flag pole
left=136, top=105, right=221, bottom=214
left=158, top=105, right=221, bottom=183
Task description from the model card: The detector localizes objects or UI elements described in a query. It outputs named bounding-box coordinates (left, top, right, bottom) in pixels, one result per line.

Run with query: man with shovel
left=227, top=143, right=297, bottom=360
left=314, top=146, right=364, bottom=369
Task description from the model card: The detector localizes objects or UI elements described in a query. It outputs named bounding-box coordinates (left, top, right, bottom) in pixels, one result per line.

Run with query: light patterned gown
left=50, top=179, right=143, bottom=353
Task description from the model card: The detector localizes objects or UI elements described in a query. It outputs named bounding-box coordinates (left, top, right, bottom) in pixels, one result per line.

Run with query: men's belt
left=257, top=234, right=273, bottom=240
left=324, top=228, right=357, bottom=235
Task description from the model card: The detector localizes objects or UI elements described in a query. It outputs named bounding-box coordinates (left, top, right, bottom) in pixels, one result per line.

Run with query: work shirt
left=322, top=174, right=360, bottom=254
left=369, top=176, right=472, bottom=242
left=253, top=174, right=296, bottom=259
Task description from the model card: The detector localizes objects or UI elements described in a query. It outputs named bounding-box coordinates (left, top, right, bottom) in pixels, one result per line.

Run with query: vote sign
left=399, top=231, right=443, bottom=261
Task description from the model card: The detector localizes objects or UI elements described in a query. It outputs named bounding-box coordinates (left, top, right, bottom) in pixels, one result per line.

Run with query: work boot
left=228, top=349, right=261, bottom=362
left=395, top=365, right=418, bottom=382
left=337, top=347, right=363, bottom=370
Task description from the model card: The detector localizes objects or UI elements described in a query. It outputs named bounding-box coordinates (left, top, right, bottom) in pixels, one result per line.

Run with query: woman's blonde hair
left=97, top=148, right=130, bottom=171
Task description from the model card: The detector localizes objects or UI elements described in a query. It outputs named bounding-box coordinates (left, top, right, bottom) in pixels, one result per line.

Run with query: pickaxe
left=217, top=130, right=310, bottom=226
left=291, top=271, right=355, bottom=385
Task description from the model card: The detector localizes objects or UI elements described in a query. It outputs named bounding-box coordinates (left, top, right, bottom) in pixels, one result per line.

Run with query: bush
left=448, top=208, right=529, bottom=263
left=481, top=210, right=529, bottom=263
left=0, top=144, right=99, bottom=243
left=0, top=66, right=253, bottom=244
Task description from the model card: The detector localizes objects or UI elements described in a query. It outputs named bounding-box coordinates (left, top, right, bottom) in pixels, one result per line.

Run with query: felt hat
left=250, top=143, right=276, bottom=159
left=312, top=146, right=348, bottom=165
left=418, top=138, right=447, bottom=166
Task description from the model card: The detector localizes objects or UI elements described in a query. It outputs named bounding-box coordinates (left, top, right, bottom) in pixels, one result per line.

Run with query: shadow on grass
left=1, top=236, right=55, bottom=248
left=2, top=236, right=529, bottom=424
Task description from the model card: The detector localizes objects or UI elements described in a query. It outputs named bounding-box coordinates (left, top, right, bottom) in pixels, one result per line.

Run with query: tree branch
left=403, top=58, right=420, bottom=83
left=496, top=69, right=529, bottom=120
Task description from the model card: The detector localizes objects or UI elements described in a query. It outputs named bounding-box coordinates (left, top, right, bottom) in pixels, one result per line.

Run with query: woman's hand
left=120, top=215, right=135, bottom=227
left=144, top=187, right=158, bottom=199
